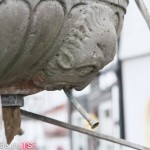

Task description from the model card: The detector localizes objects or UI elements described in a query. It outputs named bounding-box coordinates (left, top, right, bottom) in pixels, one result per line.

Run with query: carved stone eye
left=78, top=66, right=95, bottom=77
left=56, top=50, right=74, bottom=69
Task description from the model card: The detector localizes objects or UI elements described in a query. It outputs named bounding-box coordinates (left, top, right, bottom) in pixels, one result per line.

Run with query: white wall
left=122, top=55, right=150, bottom=146
left=119, top=0, right=150, bottom=60
left=119, top=0, right=150, bottom=147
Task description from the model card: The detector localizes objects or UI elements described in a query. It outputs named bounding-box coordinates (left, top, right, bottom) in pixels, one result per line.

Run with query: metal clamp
left=1, top=95, right=24, bottom=107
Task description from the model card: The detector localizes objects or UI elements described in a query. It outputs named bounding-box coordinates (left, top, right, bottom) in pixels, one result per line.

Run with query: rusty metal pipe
left=64, top=90, right=99, bottom=129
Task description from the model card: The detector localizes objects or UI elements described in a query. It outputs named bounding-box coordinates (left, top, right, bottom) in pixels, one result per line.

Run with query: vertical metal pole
left=117, top=40, right=125, bottom=139
left=68, top=101, right=73, bottom=150
left=117, top=60, right=125, bottom=139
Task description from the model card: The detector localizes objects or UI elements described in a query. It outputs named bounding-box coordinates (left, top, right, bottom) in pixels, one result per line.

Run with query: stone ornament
left=0, top=0, right=129, bottom=94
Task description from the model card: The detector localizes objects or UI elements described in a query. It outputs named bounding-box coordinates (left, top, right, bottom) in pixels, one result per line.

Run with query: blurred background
left=0, top=0, right=150, bottom=150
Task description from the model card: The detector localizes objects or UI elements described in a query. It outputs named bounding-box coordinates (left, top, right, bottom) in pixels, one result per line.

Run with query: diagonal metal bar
left=135, top=0, right=150, bottom=30
left=21, top=109, right=150, bottom=150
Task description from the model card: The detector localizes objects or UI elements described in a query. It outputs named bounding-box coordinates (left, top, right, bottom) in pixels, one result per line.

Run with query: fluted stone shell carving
left=0, top=0, right=64, bottom=83
left=0, top=0, right=128, bottom=94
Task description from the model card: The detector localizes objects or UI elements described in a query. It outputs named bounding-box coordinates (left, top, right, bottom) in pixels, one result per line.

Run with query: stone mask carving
left=0, top=0, right=128, bottom=94
left=33, top=2, right=126, bottom=91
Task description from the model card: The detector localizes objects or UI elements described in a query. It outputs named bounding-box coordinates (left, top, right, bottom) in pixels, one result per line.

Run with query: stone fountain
left=0, top=0, right=129, bottom=144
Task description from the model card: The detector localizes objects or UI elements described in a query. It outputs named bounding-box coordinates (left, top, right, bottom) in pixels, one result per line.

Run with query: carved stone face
left=33, top=2, right=124, bottom=91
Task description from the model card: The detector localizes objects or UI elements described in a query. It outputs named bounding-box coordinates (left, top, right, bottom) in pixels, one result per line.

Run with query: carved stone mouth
left=44, top=82, right=82, bottom=91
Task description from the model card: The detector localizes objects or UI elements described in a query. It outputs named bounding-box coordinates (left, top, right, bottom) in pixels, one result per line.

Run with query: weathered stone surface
left=0, top=0, right=128, bottom=94
left=0, top=0, right=65, bottom=84
left=33, top=1, right=127, bottom=91
left=103, top=0, right=129, bottom=10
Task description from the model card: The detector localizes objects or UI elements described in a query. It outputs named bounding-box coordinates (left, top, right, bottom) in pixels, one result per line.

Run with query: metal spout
left=64, top=90, right=99, bottom=129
